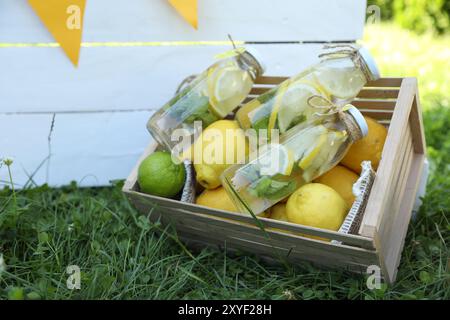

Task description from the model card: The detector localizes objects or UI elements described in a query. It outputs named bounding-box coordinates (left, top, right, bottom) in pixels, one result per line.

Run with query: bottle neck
left=318, top=45, right=378, bottom=82
left=357, top=54, right=377, bottom=82
left=338, top=111, right=364, bottom=142
left=238, top=51, right=263, bottom=80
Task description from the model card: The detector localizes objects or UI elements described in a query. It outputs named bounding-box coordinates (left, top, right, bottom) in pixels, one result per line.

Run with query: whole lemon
left=314, top=165, right=359, bottom=209
left=196, top=187, right=239, bottom=212
left=138, top=151, right=186, bottom=198
left=341, top=116, right=387, bottom=173
left=269, top=203, right=288, bottom=221
left=194, top=120, right=248, bottom=189
left=286, top=183, right=347, bottom=232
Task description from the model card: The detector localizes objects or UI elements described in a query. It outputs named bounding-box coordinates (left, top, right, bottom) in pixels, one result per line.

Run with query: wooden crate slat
left=351, top=100, right=396, bottom=109
left=359, top=78, right=417, bottom=237
left=384, top=153, right=425, bottom=281
left=250, top=87, right=274, bottom=95
left=377, top=119, right=391, bottom=125
left=409, top=92, right=427, bottom=154
left=125, top=189, right=375, bottom=249
left=377, top=130, right=414, bottom=250
left=357, top=88, right=400, bottom=99
left=359, top=110, right=393, bottom=121
left=255, top=76, right=289, bottom=85
left=177, top=215, right=376, bottom=262
left=362, top=125, right=413, bottom=245
left=127, top=190, right=374, bottom=248
left=365, top=78, right=403, bottom=87
left=165, top=215, right=378, bottom=267
left=177, top=228, right=374, bottom=273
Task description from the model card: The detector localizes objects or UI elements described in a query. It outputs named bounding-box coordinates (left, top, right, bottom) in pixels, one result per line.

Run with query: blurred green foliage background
left=368, top=0, right=449, bottom=34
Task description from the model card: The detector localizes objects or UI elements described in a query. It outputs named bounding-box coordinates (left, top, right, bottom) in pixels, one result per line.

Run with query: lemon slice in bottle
left=208, top=65, right=251, bottom=118
left=314, top=66, right=366, bottom=100
left=258, top=144, right=295, bottom=176
left=298, top=133, right=327, bottom=170
left=301, top=130, right=347, bottom=181
left=277, top=82, right=322, bottom=133
left=283, top=124, right=328, bottom=161
left=267, top=82, right=289, bottom=137
left=236, top=99, right=261, bottom=129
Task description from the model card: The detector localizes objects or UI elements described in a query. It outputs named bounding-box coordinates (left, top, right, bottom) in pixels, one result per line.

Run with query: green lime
left=138, top=151, right=186, bottom=198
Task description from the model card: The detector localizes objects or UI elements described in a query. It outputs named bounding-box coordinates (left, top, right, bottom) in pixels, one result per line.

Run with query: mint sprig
left=249, top=176, right=297, bottom=201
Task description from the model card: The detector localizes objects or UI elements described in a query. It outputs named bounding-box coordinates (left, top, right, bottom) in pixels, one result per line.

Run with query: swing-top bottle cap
left=346, top=106, right=368, bottom=137
left=244, top=46, right=267, bottom=75
left=358, top=47, right=380, bottom=81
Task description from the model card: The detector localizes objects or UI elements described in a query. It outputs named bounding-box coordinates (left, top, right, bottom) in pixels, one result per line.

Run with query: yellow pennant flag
left=168, top=0, right=198, bottom=29
left=28, top=0, right=86, bottom=67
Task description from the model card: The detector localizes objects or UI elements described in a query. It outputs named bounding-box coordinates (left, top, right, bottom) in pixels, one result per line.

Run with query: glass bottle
left=221, top=106, right=368, bottom=215
left=235, top=46, right=379, bottom=140
left=147, top=47, right=265, bottom=151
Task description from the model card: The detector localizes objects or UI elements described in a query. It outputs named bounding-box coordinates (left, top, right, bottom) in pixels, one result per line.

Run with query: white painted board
left=0, top=114, right=53, bottom=187
left=0, top=0, right=367, bottom=42
left=0, top=112, right=153, bottom=187
left=0, top=44, right=323, bottom=113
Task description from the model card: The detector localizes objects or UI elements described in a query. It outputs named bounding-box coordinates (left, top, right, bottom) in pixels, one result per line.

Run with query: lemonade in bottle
left=222, top=106, right=368, bottom=215
left=235, top=45, right=379, bottom=139
left=147, top=47, right=265, bottom=151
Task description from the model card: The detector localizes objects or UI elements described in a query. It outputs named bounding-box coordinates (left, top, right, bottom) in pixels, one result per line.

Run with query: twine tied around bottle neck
left=318, top=44, right=373, bottom=81
left=318, top=44, right=360, bottom=59
left=306, top=94, right=363, bottom=142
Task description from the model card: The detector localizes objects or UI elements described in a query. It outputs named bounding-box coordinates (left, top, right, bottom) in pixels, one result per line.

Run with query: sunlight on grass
left=362, top=23, right=450, bottom=110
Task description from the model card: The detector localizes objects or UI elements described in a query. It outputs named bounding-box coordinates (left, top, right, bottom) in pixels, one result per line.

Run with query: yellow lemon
left=269, top=203, right=288, bottom=221
left=194, top=120, right=248, bottom=189
left=286, top=183, right=347, bottom=232
left=196, top=187, right=239, bottom=213
left=258, top=211, right=270, bottom=218
left=341, top=116, right=387, bottom=173
left=196, top=187, right=269, bottom=225
left=314, top=165, right=359, bottom=209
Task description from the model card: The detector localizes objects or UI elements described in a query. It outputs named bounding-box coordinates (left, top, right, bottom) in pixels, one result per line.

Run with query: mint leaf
left=249, top=176, right=297, bottom=200
left=169, top=94, right=217, bottom=126
left=257, top=90, right=276, bottom=104
left=252, top=116, right=270, bottom=131
left=286, top=114, right=307, bottom=131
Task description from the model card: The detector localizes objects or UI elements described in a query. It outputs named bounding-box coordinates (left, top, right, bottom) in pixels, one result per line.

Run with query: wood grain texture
left=359, top=78, right=417, bottom=238
left=125, top=188, right=375, bottom=249
left=384, top=153, right=424, bottom=282
left=409, top=93, right=426, bottom=154
left=0, top=111, right=153, bottom=187
left=0, top=0, right=366, bottom=42
left=127, top=192, right=379, bottom=266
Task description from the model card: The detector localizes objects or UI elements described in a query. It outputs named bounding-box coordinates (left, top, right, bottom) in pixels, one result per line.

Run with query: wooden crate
left=123, top=76, right=426, bottom=284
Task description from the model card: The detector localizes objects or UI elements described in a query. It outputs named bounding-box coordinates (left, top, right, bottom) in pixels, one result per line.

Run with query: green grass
left=364, top=23, right=450, bottom=111
left=0, top=24, right=449, bottom=299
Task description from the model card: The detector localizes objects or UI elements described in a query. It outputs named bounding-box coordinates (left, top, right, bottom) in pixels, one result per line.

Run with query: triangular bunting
left=168, top=0, right=198, bottom=29
left=28, top=0, right=86, bottom=67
